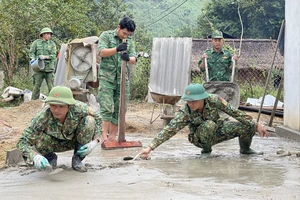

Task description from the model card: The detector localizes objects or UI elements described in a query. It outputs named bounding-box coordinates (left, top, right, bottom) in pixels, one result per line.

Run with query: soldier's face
left=42, top=33, right=52, bottom=41
left=49, top=104, right=69, bottom=123
left=117, top=26, right=132, bottom=40
left=187, top=100, right=204, bottom=111
left=212, top=38, right=223, bottom=50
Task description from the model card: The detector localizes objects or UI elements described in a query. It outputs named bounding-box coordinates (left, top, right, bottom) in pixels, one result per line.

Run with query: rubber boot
left=44, top=152, right=57, bottom=169
left=239, top=137, right=263, bottom=155
left=201, top=144, right=212, bottom=154
left=72, top=143, right=88, bottom=172
left=200, top=144, right=212, bottom=158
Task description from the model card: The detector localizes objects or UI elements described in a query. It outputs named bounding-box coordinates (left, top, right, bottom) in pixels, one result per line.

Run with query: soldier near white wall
left=139, top=83, right=269, bottom=159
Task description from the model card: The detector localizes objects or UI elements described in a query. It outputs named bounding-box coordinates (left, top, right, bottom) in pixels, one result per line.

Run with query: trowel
left=123, top=153, right=140, bottom=161
left=46, top=165, right=63, bottom=175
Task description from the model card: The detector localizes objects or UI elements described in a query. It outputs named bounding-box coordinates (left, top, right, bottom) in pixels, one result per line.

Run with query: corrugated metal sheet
left=148, top=37, right=192, bottom=103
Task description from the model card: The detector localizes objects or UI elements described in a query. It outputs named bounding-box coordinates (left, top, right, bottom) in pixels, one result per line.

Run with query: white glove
left=33, top=154, right=50, bottom=169
left=76, top=140, right=98, bottom=157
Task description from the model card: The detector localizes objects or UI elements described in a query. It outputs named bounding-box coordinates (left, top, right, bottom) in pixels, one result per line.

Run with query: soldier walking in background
left=29, top=27, right=57, bottom=100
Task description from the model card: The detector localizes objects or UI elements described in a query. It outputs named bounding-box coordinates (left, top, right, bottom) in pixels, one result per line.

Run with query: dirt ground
left=0, top=100, right=283, bottom=168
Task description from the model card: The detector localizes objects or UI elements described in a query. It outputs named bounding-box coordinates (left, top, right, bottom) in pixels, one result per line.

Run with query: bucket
left=23, top=89, right=32, bottom=102
left=31, top=59, right=45, bottom=72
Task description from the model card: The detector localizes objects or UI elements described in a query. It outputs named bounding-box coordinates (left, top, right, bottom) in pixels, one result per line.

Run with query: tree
left=86, top=0, right=132, bottom=36
left=195, top=0, right=285, bottom=39
left=174, top=25, right=194, bottom=37
left=0, top=0, right=133, bottom=85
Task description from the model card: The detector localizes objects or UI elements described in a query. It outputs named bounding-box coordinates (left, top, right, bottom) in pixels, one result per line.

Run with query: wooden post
left=118, top=39, right=126, bottom=142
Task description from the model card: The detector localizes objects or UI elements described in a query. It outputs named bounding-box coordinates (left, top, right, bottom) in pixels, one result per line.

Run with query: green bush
left=239, top=82, right=283, bottom=102
left=131, top=57, right=151, bottom=100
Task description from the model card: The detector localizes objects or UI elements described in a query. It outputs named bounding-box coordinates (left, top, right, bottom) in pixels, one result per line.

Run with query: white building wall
left=284, top=0, right=300, bottom=130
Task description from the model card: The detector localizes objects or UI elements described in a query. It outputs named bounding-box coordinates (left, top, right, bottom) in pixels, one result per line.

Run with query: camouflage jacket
left=29, top=39, right=57, bottom=72
left=16, top=101, right=102, bottom=163
left=149, top=95, right=256, bottom=150
left=98, top=29, right=136, bottom=83
left=198, top=48, right=232, bottom=81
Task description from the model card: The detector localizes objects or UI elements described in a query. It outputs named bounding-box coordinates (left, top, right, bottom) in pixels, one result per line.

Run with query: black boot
left=239, top=137, right=263, bottom=155
left=72, top=143, right=87, bottom=172
left=44, top=152, right=57, bottom=169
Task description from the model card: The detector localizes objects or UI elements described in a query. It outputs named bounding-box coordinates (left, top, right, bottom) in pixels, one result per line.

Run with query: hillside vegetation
left=126, top=0, right=209, bottom=37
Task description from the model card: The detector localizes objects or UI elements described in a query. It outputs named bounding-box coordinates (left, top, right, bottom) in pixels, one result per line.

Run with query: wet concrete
left=1, top=134, right=300, bottom=200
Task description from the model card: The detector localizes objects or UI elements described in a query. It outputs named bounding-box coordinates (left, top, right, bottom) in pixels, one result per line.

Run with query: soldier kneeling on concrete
left=17, top=86, right=102, bottom=172
left=139, top=83, right=269, bottom=159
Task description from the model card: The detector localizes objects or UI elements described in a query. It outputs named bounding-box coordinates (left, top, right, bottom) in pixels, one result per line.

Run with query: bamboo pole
left=257, top=20, right=285, bottom=122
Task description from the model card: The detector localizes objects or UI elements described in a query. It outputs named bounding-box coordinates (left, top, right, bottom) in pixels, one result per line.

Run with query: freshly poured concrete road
left=1, top=134, right=300, bottom=200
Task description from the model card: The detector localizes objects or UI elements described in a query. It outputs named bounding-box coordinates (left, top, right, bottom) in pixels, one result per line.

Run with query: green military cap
left=181, top=83, right=210, bottom=101
left=45, top=86, right=76, bottom=105
left=212, top=30, right=223, bottom=39
left=40, top=27, right=53, bottom=37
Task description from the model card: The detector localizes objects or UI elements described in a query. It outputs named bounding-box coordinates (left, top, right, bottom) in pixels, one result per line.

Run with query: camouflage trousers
left=35, top=116, right=96, bottom=156
left=98, top=79, right=130, bottom=125
left=32, top=71, right=54, bottom=100
left=189, top=120, right=256, bottom=149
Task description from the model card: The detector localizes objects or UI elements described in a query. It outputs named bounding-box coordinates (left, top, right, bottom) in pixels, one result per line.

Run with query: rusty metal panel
left=148, top=37, right=192, bottom=103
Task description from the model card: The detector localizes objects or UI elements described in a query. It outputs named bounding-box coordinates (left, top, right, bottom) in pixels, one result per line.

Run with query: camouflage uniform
left=198, top=48, right=233, bottom=81
left=97, top=29, right=136, bottom=124
left=29, top=39, right=57, bottom=100
left=16, top=101, right=102, bottom=166
left=149, top=94, right=256, bottom=151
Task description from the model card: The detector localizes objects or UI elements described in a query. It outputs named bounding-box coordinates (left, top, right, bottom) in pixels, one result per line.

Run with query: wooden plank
left=118, top=39, right=127, bottom=143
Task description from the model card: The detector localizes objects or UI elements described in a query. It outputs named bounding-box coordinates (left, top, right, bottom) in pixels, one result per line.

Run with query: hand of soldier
left=39, top=55, right=50, bottom=60
left=232, top=54, right=238, bottom=61
left=256, top=123, right=270, bottom=138
left=76, top=140, right=99, bottom=157
left=33, top=154, right=50, bottom=169
left=121, top=52, right=130, bottom=61
left=139, top=146, right=152, bottom=160
left=201, top=53, right=208, bottom=60
left=116, top=42, right=127, bottom=52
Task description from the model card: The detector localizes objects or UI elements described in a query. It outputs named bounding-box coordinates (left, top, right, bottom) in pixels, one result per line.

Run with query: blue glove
left=76, top=140, right=98, bottom=157
left=29, top=59, right=35, bottom=65
left=33, top=154, right=50, bottom=169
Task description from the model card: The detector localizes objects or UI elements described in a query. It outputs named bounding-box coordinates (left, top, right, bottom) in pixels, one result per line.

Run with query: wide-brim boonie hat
left=181, top=83, right=210, bottom=101
left=45, top=86, right=76, bottom=105
left=40, top=27, right=53, bottom=37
